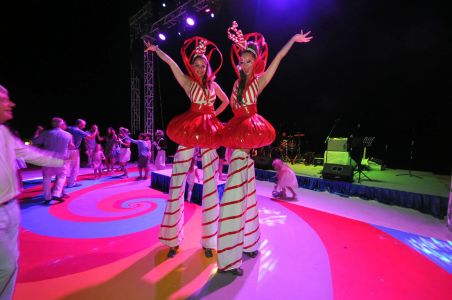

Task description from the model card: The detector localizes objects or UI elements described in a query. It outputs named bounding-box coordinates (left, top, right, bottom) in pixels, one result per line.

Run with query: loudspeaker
left=324, top=151, right=351, bottom=165
left=321, top=163, right=353, bottom=182
left=327, top=138, right=348, bottom=152
left=253, top=156, right=273, bottom=170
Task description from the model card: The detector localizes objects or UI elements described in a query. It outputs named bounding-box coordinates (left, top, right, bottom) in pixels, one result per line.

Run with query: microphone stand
left=396, top=138, right=422, bottom=179
left=324, top=118, right=340, bottom=145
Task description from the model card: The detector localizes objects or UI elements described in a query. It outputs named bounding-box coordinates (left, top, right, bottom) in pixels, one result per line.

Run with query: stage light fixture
left=158, top=33, right=167, bottom=41
left=186, top=17, right=195, bottom=26
left=162, top=2, right=166, bottom=7
left=206, top=0, right=222, bottom=14
left=210, top=13, right=215, bottom=18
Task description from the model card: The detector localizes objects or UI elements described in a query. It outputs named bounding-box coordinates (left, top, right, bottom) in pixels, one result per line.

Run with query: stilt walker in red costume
left=217, top=21, right=313, bottom=275
left=144, top=37, right=229, bottom=258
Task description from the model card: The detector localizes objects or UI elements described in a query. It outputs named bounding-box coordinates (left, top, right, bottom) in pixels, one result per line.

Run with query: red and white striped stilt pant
left=217, top=149, right=260, bottom=271
left=159, top=145, right=220, bottom=249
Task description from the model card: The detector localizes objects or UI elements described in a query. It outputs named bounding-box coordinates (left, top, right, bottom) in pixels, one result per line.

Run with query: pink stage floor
left=13, top=166, right=452, bottom=299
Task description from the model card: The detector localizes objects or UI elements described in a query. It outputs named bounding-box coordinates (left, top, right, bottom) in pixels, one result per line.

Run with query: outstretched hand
left=144, top=40, right=158, bottom=52
left=293, top=30, right=313, bottom=43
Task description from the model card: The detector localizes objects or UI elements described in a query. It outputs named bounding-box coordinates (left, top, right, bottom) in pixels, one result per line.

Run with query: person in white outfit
left=0, top=84, right=64, bottom=300
left=186, top=155, right=201, bottom=203
left=117, top=127, right=131, bottom=178
left=272, top=158, right=298, bottom=200
left=153, top=129, right=167, bottom=170
left=91, top=143, right=106, bottom=179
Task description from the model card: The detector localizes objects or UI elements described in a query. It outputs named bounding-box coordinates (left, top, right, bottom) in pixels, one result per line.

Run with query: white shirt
left=0, top=125, right=63, bottom=204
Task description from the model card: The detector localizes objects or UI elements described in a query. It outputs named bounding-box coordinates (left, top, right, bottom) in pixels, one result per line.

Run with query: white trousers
left=65, top=149, right=80, bottom=187
left=42, top=166, right=66, bottom=200
left=155, top=150, right=166, bottom=170
left=0, top=199, right=20, bottom=300
left=159, top=145, right=219, bottom=249
left=217, top=149, right=260, bottom=271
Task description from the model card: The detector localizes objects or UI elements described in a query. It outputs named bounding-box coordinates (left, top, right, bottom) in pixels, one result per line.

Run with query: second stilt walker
left=144, top=37, right=229, bottom=258
left=217, top=21, right=313, bottom=275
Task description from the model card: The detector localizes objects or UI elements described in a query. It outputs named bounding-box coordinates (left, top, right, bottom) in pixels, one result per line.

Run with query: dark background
left=1, top=0, right=449, bottom=173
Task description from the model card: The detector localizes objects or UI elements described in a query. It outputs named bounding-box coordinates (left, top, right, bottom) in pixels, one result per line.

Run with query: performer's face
left=239, top=52, right=255, bottom=76
left=0, top=91, right=15, bottom=123
left=192, top=57, right=207, bottom=78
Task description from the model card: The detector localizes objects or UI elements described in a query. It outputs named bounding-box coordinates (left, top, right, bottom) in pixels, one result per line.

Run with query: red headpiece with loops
left=227, top=21, right=268, bottom=79
left=181, top=36, right=223, bottom=89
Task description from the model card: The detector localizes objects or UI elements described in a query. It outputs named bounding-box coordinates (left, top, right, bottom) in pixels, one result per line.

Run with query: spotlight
left=177, top=31, right=182, bottom=36
left=186, top=17, right=195, bottom=26
left=158, top=33, right=166, bottom=41
left=162, top=2, right=166, bottom=7
left=206, top=0, right=222, bottom=15
left=210, top=13, right=215, bottom=18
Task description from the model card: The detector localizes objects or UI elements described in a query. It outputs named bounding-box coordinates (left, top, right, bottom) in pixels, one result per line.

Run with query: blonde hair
left=272, top=159, right=283, bottom=169
left=0, top=84, right=9, bottom=97
left=155, top=129, right=164, bottom=137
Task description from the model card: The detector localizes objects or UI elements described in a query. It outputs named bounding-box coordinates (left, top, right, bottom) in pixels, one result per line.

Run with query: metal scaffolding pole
left=129, top=2, right=153, bottom=134
left=130, top=64, right=141, bottom=134
left=144, top=50, right=154, bottom=137
left=130, top=0, right=218, bottom=135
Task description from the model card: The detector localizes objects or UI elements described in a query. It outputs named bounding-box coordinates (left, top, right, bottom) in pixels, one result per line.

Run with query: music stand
left=350, top=136, right=375, bottom=183
left=396, top=138, right=422, bottom=179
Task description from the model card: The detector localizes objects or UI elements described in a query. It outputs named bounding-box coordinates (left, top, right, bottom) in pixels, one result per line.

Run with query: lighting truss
left=129, top=0, right=218, bottom=136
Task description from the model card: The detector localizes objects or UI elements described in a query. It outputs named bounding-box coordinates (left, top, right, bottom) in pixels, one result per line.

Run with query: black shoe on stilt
left=167, top=246, right=179, bottom=258
left=51, top=196, right=65, bottom=202
left=218, top=268, right=243, bottom=276
left=244, top=250, right=258, bottom=258
left=203, top=248, right=213, bottom=258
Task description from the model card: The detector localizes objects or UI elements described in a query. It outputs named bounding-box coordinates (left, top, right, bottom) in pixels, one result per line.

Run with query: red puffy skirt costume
left=166, top=81, right=224, bottom=148
left=166, top=36, right=224, bottom=149
left=220, top=77, right=275, bottom=148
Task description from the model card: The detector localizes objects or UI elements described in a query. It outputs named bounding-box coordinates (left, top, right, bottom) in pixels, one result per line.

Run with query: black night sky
left=0, top=0, right=449, bottom=173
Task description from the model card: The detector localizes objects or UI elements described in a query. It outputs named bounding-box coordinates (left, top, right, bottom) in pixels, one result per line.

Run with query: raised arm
left=96, top=130, right=103, bottom=141
left=258, top=30, right=313, bottom=93
left=119, top=137, right=131, bottom=148
left=96, top=133, right=104, bottom=142
left=32, top=126, right=45, bottom=144
left=213, top=82, right=230, bottom=116
left=144, top=41, right=191, bottom=94
left=128, top=136, right=139, bottom=144
left=153, top=138, right=161, bottom=151
left=85, top=125, right=98, bottom=140
left=12, top=134, right=63, bottom=167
